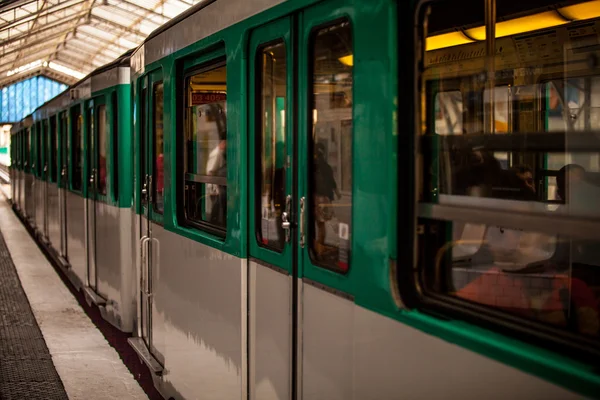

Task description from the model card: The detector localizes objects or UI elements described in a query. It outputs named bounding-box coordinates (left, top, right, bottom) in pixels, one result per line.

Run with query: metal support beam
left=0, top=0, right=85, bottom=32
left=90, top=14, right=145, bottom=38
left=106, top=0, right=167, bottom=22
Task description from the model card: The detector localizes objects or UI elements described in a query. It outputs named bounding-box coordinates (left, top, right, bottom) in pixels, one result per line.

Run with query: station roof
left=0, top=0, right=203, bottom=88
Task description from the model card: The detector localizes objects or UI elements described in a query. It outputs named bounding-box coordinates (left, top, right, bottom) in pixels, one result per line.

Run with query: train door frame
left=248, top=5, right=355, bottom=398
left=84, top=97, right=109, bottom=306
left=129, top=70, right=164, bottom=374
left=43, top=119, right=50, bottom=240
left=84, top=100, right=99, bottom=293
left=59, top=111, right=69, bottom=261
left=248, top=16, right=296, bottom=400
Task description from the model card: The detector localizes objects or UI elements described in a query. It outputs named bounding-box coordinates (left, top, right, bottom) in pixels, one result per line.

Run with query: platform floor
left=0, top=198, right=148, bottom=400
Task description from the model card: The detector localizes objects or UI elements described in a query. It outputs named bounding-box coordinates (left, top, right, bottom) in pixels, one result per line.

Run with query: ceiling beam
left=10, top=0, right=49, bottom=69
left=90, top=14, right=145, bottom=39
left=105, top=0, right=168, bottom=22
left=0, top=0, right=84, bottom=32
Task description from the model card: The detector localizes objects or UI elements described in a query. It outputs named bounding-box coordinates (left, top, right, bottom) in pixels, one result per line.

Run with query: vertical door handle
left=299, top=197, right=305, bottom=248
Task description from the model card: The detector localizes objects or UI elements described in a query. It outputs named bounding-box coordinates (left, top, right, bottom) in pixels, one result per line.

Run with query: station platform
left=0, top=196, right=151, bottom=400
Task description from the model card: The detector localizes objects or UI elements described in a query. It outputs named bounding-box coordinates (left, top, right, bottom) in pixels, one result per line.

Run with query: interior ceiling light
left=426, top=0, right=600, bottom=51
left=338, top=55, right=353, bottom=66
left=48, top=62, right=85, bottom=79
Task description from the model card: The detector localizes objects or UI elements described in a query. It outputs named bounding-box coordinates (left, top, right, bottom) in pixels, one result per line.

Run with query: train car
left=7, top=0, right=600, bottom=399
left=10, top=50, right=136, bottom=332
left=124, top=0, right=600, bottom=399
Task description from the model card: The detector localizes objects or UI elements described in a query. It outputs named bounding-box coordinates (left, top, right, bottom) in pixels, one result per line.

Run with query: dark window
left=86, top=106, right=94, bottom=195
left=141, top=87, right=147, bottom=200
left=112, top=91, right=119, bottom=201
left=26, top=128, right=31, bottom=171
left=60, top=112, right=68, bottom=181
left=183, top=62, right=227, bottom=234
left=257, top=41, right=287, bottom=250
left=71, top=107, right=83, bottom=191
left=418, top=0, right=600, bottom=353
left=50, top=116, right=57, bottom=182
left=153, top=82, right=164, bottom=214
left=36, top=122, right=42, bottom=177
left=97, top=105, right=107, bottom=196
left=309, top=20, right=353, bottom=272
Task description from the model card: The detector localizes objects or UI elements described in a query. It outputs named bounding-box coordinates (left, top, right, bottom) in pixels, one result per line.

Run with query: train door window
left=111, top=91, right=119, bottom=201
left=50, top=116, right=57, bottom=183
left=71, top=107, right=83, bottom=192
left=60, top=112, right=67, bottom=182
left=26, top=128, right=31, bottom=172
left=182, top=62, right=227, bottom=234
left=153, top=82, right=164, bottom=214
left=417, top=0, right=600, bottom=356
left=141, top=86, right=147, bottom=197
left=257, top=41, right=287, bottom=250
left=97, top=105, right=107, bottom=196
left=86, top=106, right=94, bottom=195
left=308, top=20, right=353, bottom=272
left=36, top=122, right=42, bottom=177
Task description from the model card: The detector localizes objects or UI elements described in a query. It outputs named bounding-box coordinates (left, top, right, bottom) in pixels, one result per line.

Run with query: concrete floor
left=0, top=195, right=149, bottom=400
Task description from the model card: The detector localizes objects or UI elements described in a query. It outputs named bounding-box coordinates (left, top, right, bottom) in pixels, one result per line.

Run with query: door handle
left=299, top=197, right=305, bottom=248
left=281, top=195, right=292, bottom=243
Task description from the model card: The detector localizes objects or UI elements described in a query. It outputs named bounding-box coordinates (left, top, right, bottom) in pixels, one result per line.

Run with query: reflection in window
left=50, top=116, right=58, bottom=182
left=71, top=107, right=83, bottom=191
left=97, top=105, right=107, bottom=196
left=183, top=63, right=227, bottom=232
left=257, top=41, right=287, bottom=250
left=60, top=112, right=68, bottom=180
left=419, top=0, right=600, bottom=346
left=112, top=92, right=119, bottom=201
left=36, top=122, right=42, bottom=177
left=153, top=82, right=164, bottom=214
left=309, top=21, right=353, bottom=272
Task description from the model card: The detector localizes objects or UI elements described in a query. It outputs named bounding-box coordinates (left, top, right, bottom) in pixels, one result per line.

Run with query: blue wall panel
left=0, top=76, right=67, bottom=123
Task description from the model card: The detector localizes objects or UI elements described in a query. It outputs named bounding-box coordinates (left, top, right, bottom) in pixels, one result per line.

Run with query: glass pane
left=184, top=63, right=227, bottom=230
left=309, top=21, right=353, bottom=272
left=86, top=108, right=94, bottom=194
left=154, top=82, right=164, bottom=213
left=257, top=41, right=286, bottom=250
left=51, top=117, right=57, bottom=182
left=72, top=108, right=83, bottom=191
left=420, top=0, right=600, bottom=343
left=36, top=123, right=41, bottom=176
left=140, top=87, right=147, bottom=202
left=112, top=93, right=119, bottom=201
left=98, top=105, right=107, bottom=196
left=185, top=181, right=227, bottom=227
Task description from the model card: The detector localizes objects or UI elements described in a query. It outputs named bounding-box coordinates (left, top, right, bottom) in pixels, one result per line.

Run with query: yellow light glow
left=561, top=0, right=600, bottom=20
left=338, top=55, right=353, bottom=66
left=426, top=32, right=474, bottom=51
left=466, top=11, right=568, bottom=41
left=425, top=0, right=600, bottom=51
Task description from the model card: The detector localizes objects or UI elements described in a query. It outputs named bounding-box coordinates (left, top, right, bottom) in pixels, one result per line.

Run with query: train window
left=50, top=116, right=57, bottom=183
left=71, top=107, right=83, bottom=192
left=308, top=20, right=353, bottom=272
left=141, top=87, right=147, bottom=199
left=60, top=112, right=67, bottom=181
left=26, top=128, right=30, bottom=171
left=257, top=41, right=287, bottom=251
left=97, top=105, right=107, bottom=196
left=36, top=122, right=42, bottom=177
left=417, top=0, right=600, bottom=352
left=153, top=82, right=164, bottom=214
left=112, top=91, right=119, bottom=201
left=183, top=62, right=227, bottom=234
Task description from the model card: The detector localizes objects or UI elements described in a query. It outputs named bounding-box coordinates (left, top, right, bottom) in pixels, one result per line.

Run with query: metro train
left=8, top=0, right=600, bottom=399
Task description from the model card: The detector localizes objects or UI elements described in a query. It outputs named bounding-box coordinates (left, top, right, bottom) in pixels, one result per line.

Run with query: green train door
left=248, top=4, right=354, bottom=398
left=134, top=69, right=164, bottom=373
left=85, top=100, right=98, bottom=294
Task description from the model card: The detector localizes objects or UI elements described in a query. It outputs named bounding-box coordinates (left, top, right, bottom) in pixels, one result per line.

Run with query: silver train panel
left=148, top=225, right=245, bottom=400
left=24, top=173, right=35, bottom=220
left=66, top=190, right=86, bottom=289
left=137, top=0, right=284, bottom=69
left=47, top=182, right=60, bottom=248
left=93, top=202, right=135, bottom=331
left=35, top=177, right=45, bottom=235
left=248, top=261, right=291, bottom=400
left=301, top=283, right=583, bottom=400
